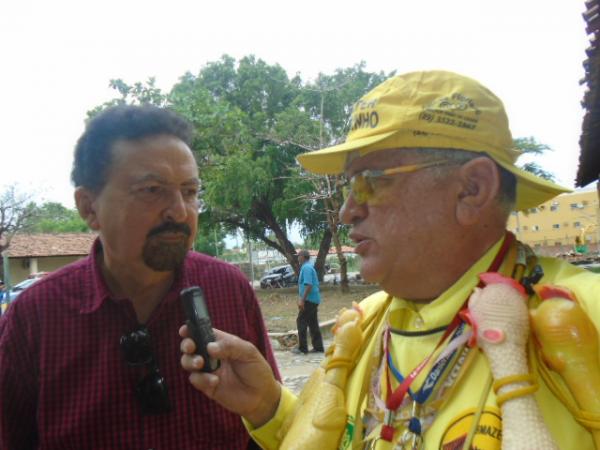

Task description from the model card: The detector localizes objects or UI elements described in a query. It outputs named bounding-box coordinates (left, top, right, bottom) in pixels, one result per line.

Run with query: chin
left=358, top=261, right=385, bottom=285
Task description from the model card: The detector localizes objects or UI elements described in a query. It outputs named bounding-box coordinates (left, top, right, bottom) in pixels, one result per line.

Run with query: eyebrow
left=132, top=174, right=200, bottom=186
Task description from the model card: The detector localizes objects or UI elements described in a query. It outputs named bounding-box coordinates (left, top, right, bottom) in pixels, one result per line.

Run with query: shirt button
left=414, top=317, right=424, bottom=329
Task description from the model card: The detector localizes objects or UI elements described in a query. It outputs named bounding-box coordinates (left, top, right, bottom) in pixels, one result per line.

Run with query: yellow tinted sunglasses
left=341, top=160, right=450, bottom=205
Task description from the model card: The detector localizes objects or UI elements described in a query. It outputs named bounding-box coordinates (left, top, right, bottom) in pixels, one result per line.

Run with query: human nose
left=163, top=189, right=188, bottom=222
left=339, top=190, right=367, bottom=225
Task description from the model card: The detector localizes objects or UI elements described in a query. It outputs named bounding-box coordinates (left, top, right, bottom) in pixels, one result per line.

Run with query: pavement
left=274, top=338, right=332, bottom=394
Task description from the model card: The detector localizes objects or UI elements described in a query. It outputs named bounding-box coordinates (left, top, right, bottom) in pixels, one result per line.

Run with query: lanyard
left=379, top=232, right=515, bottom=442
left=386, top=321, right=466, bottom=404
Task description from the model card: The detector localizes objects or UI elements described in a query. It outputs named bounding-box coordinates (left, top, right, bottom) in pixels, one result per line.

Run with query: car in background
left=260, top=265, right=297, bottom=289
left=6, top=272, right=49, bottom=304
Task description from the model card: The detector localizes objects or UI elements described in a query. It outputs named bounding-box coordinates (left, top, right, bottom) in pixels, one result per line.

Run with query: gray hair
left=401, top=148, right=516, bottom=215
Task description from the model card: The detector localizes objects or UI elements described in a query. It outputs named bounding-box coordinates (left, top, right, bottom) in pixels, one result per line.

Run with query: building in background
left=2, top=233, right=96, bottom=286
left=508, top=188, right=599, bottom=256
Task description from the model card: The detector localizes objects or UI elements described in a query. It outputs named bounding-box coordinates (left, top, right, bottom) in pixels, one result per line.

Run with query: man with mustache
left=180, top=71, right=600, bottom=449
left=0, top=105, right=279, bottom=449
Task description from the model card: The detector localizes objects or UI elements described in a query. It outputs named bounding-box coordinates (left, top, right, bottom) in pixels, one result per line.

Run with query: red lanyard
left=380, top=232, right=514, bottom=442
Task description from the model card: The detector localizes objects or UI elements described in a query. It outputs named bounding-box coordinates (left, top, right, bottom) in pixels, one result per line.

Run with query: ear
left=455, top=157, right=500, bottom=226
left=74, top=187, right=101, bottom=230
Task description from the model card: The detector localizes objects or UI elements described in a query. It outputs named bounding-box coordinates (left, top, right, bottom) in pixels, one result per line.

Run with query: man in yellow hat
left=180, top=71, right=600, bottom=449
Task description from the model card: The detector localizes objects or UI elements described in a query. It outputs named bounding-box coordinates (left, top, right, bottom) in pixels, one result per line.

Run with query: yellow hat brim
left=297, top=134, right=571, bottom=211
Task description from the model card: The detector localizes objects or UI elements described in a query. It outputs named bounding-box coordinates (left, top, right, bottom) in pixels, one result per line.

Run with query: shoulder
left=183, top=252, right=255, bottom=303
left=0, top=258, right=93, bottom=344
left=9, top=257, right=93, bottom=312
left=301, top=262, right=317, bottom=273
left=185, top=252, right=251, bottom=284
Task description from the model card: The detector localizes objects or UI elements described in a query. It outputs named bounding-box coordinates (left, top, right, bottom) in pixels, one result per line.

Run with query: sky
left=0, top=0, right=591, bottom=208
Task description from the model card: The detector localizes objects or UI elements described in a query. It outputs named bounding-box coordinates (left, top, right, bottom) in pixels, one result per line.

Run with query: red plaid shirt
left=0, top=241, right=279, bottom=450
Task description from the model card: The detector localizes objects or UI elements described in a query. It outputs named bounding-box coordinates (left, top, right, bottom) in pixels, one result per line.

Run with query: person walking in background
left=292, top=249, right=324, bottom=354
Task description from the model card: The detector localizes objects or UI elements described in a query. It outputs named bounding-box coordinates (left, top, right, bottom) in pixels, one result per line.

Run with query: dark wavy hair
left=71, top=105, right=195, bottom=192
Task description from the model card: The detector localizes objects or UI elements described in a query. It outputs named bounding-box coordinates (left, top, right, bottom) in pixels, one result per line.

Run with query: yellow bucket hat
left=297, top=70, right=570, bottom=211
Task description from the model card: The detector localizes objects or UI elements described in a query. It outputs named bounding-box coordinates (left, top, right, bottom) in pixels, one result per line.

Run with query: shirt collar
left=80, top=238, right=190, bottom=315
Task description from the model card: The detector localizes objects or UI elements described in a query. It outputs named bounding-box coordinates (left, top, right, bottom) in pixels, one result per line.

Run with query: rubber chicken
left=530, top=284, right=600, bottom=449
left=278, top=304, right=364, bottom=450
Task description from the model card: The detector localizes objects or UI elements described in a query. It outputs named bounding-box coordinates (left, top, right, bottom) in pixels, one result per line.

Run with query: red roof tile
left=307, top=246, right=355, bottom=257
left=6, top=233, right=97, bottom=258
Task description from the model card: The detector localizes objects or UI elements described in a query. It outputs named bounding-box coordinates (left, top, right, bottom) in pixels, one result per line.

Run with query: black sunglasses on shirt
left=120, top=326, right=172, bottom=415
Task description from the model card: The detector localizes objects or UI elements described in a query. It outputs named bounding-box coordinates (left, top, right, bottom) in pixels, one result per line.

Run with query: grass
left=255, top=284, right=381, bottom=332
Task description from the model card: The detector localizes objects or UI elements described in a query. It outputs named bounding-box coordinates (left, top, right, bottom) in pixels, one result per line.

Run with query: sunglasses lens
left=120, top=328, right=154, bottom=366
left=350, top=175, right=372, bottom=204
left=136, top=370, right=172, bottom=415
left=121, top=327, right=171, bottom=415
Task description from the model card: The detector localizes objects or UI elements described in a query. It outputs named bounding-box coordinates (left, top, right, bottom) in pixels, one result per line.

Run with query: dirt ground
left=255, top=284, right=381, bottom=332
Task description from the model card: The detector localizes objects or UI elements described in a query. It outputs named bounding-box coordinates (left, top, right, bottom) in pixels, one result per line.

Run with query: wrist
left=245, top=381, right=282, bottom=428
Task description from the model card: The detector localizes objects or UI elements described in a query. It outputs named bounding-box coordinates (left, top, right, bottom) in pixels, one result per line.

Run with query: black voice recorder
left=180, top=286, right=220, bottom=372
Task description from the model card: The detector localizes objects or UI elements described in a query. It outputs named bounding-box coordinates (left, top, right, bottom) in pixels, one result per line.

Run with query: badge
left=439, top=408, right=502, bottom=450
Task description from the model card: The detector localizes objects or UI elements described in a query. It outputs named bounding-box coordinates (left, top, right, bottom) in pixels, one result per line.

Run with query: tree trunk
left=325, top=196, right=349, bottom=293
left=315, top=228, right=332, bottom=281
left=253, top=201, right=300, bottom=274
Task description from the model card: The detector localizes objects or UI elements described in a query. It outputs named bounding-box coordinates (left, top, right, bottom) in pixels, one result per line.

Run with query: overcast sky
left=0, top=0, right=590, bottom=207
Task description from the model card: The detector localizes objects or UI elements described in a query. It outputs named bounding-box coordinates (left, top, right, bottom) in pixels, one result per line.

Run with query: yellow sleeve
left=243, top=386, right=298, bottom=450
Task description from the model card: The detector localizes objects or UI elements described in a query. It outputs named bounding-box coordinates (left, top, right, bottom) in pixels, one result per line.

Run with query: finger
left=178, top=324, right=189, bottom=338
left=181, top=353, right=205, bottom=371
left=180, top=337, right=197, bottom=354
left=188, top=371, right=220, bottom=397
left=207, top=330, right=261, bottom=362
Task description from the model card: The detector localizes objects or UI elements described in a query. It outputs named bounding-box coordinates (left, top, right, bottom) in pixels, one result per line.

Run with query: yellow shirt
left=249, top=237, right=600, bottom=449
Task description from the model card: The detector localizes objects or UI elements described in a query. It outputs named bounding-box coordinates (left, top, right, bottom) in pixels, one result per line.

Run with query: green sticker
left=338, top=415, right=355, bottom=450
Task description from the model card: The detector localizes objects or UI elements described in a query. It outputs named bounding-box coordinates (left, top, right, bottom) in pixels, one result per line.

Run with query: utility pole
left=214, top=229, right=219, bottom=258
left=247, top=235, right=255, bottom=285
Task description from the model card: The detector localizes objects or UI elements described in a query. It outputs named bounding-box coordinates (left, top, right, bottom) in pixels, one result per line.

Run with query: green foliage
left=514, top=137, right=556, bottom=181
left=26, top=202, right=89, bottom=233
left=87, top=77, right=167, bottom=119
left=87, top=56, right=394, bottom=266
left=193, top=212, right=226, bottom=256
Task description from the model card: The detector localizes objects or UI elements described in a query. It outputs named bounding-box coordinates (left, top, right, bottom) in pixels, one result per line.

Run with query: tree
left=89, top=57, right=392, bottom=280
left=26, top=202, right=89, bottom=233
left=193, top=211, right=226, bottom=257
left=293, top=64, right=393, bottom=289
left=514, top=136, right=556, bottom=181
left=0, top=186, right=38, bottom=255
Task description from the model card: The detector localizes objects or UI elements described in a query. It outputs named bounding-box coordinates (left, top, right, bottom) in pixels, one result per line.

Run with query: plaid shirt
left=0, top=241, right=279, bottom=450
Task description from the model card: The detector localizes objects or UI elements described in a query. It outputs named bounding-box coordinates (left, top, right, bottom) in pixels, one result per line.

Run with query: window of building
left=523, top=225, right=528, bottom=231
left=550, top=204, right=559, bottom=211
left=552, top=224, right=560, bottom=229
left=555, top=241, right=562, bottom=246
left=532, top=225, right=540, bottom=231
left=570, top=203, right=584, bottom=210
left=574, top=221, right=581, bottom=228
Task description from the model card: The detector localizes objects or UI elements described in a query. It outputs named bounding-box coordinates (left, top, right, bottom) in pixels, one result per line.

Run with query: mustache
left=147, top=222, right=192, bottom=238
